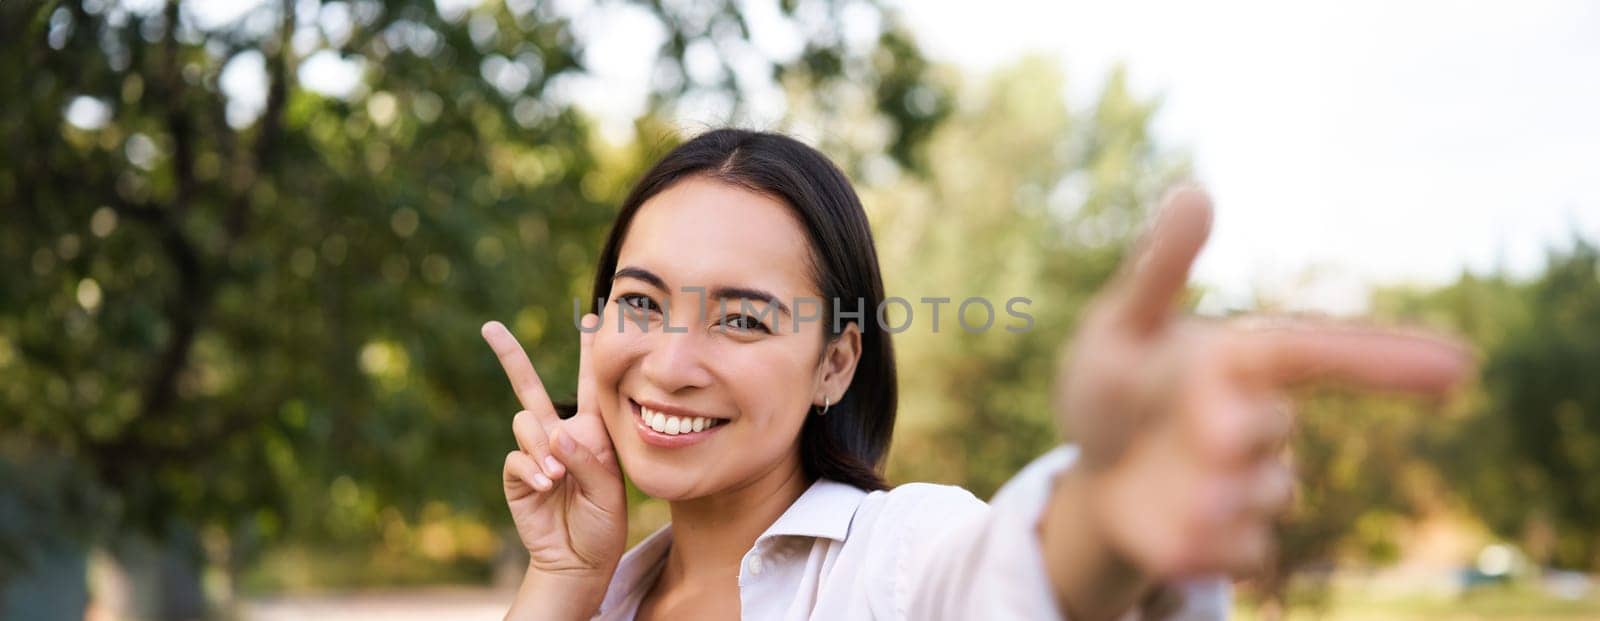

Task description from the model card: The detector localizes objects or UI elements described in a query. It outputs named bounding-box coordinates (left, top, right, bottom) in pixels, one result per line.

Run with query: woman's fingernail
left=533, top=473, right=552, bottom=489
left=544, top=456, right=563, bottom=473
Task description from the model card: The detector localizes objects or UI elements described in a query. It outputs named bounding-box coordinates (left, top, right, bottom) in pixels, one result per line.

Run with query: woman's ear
left=815, top=322, right=864, bottom=408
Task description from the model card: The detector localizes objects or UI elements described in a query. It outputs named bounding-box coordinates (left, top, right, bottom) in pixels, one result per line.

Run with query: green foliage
left=1367, top=241, right=1600, bottom=570
left=1265, top=391, right=1454, bottom=601
left=7, top=1, right=1597, bottom=611
left=0, top=0, right=947, bottom=587
left=1478, top=242, right=1600, bottom=568
left=872, top=57, right=1189, bottom=496
left=1258, top=237, right=1600, bottom=608
left=1253, top=244, right=1600, bottom=608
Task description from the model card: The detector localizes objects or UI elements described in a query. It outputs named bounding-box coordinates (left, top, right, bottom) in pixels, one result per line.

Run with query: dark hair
left=587, top=129, right=897, bottom=491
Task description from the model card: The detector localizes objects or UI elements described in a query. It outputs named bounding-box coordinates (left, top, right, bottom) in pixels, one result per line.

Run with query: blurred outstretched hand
left=1053, top=186, right=1473, bottom=578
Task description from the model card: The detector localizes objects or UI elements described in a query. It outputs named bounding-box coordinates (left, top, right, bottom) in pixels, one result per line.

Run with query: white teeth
left=638, top=402, right=720, bottom=435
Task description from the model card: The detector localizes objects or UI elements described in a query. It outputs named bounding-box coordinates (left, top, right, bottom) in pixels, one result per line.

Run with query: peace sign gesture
left=1051, top=187, right=1473, bottom=583
left=484, top=313, right=626, bottom=595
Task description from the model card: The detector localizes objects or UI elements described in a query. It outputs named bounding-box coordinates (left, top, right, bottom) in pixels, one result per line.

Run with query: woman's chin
left=625, top=471, right=709, bottom=502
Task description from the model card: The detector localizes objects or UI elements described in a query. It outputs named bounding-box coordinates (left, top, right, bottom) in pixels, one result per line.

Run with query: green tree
left=1248, top=240, right=1600, bottom=615
left=1244, top=272, right=1528, bottom=614
left=1, top=0, right=948, bottom=615
left=1475, top=241, right=1600, bottom=569
left=1369, top=241, right=1600, bottom=571
left=864, top=57, right=1190, bottom=496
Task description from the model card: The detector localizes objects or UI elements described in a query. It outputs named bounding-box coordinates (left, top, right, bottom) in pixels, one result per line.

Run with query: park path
left=239, top=587, right=511, bottom=621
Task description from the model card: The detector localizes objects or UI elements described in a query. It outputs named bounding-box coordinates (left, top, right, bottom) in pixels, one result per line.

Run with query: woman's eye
left=618, top=293, right=660, bottom=313
left=720, top=314, right=771, bottom=334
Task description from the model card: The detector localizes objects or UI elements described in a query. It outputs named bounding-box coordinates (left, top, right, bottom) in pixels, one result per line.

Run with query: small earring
left=819, top=395, right=830, bottom=416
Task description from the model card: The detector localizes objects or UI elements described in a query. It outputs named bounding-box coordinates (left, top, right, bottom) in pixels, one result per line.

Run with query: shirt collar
left=758, top=478, right=869, bottom=542
left=597, top=478, right=869, bottom=616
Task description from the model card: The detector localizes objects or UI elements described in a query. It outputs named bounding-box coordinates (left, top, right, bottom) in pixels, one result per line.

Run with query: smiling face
left=592, top=175, right=859, bottom=501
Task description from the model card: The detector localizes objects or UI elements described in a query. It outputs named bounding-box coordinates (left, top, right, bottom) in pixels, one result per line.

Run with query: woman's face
left=592, top=176, right=855, bottom=501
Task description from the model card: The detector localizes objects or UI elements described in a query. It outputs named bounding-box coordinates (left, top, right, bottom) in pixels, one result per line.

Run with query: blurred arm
left=906, top=446, right=1228, bottom=621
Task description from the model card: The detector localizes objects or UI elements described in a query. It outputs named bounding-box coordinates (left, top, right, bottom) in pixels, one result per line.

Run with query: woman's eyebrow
left=710, top=286, right=792, bottom=319
left=613, top=265, right=792, bottom=318
left=612, top=266, right=668, bottom=290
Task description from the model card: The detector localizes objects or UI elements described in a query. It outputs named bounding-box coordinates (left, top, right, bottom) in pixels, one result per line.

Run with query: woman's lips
left=630, top=398, right=727, bottom=448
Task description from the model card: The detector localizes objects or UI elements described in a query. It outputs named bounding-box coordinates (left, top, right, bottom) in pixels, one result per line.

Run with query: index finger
left=575, top=313, right=599, bottom=417
left=481, top=320, right=561, bottom=425
left=1230, top=321, right=1474, bottom=395
left=1109, top=185, right=1214, bottom=336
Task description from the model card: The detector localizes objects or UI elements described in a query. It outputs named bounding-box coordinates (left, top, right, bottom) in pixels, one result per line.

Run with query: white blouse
left=594, top=446, right=1230, bottom=620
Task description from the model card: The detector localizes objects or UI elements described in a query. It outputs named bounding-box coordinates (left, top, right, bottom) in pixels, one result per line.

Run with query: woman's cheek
left=590, top=329, right=637, bottom=422
left=736, top=356, right=809, bottom=435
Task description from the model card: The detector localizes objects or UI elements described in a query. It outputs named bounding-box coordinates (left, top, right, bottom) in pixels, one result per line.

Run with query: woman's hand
left=1043, top=187, right=1472, bottom=614
left=484, top=314, right=626, bottom=618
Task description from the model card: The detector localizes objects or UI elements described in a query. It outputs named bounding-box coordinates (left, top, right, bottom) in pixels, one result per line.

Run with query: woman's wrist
left=1037, top=464, right=1154, bottom=621
left=505, top=562, right=614, bottom=621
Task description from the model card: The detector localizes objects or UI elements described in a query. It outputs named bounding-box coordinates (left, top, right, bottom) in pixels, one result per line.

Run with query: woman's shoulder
left=868, top=480, right=986, bottom=509
left=847, top=445, right=1084, bottom=542
left=850, top=480, right=989, bottom=538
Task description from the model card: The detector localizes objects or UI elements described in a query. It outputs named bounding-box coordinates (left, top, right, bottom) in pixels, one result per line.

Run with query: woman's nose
left=640, top=328, right=714, bottom=392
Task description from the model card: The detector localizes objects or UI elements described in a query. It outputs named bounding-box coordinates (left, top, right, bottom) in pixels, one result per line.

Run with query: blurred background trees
left=1475, top=242, right=1600, bottom=570
left=2, top=0, right=946, bottom=615
left=870, top=57, right=1188, bottom=496
left=1246, top=242, right=1600, bottom=617
left=2, top=0, right=1598, bottom=619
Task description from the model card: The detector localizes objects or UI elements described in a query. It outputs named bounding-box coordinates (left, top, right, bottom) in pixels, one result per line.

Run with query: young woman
left=484, top=129, right=1470, bottom=620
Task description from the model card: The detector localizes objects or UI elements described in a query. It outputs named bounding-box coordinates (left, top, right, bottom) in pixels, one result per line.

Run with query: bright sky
left=183, top=0, right=1600, bottom=313
left=896, top=0, right=1600, bottom=312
